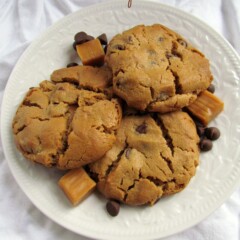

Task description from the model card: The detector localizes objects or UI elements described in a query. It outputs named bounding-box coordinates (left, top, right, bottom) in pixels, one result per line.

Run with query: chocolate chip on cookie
left=136, top=123, right=147, bottom=134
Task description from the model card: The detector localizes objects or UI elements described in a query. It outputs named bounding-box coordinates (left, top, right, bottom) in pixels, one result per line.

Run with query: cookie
left=106, top=24, right=213, bottom=112
left=89, top=111, right=199, bottom=205
left=51, top=65, right=113, bottom=95
left=12, top=67, right=122, bottom=169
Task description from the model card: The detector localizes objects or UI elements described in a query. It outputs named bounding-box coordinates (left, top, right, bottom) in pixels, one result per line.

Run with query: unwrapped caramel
left=59, top=168, right=96, bottom=205
left=187, top=90, right=224, bottom=126
left=76, top=38, right=105, bottom=66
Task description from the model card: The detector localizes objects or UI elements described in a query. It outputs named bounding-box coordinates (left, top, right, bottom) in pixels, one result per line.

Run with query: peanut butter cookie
left=12, top=66, right=122, bottom=169
left=106, top=24, right=213, bottom=112
left=89, top=111, right=199, bottom=205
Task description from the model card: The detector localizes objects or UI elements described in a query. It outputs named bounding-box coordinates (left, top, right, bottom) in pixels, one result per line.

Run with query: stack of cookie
left=12, top=24, right=223, bottom=214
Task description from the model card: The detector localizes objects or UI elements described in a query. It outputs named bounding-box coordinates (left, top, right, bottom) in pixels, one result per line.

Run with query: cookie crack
left=150, top=86, right=154, bottom=100
left=159, top=152, right=174, bottom=174
left=155, top=116, right=174, bottom=156
left=164, top=41, right=184, bottom=95
left=31, top=117, right=50, bottom=121
left=146, top=176, right=164, bottom=187
left=105, top=141, right=128, bottom=177
left=170, top=69, right=182, bottom=94
left=171, top=41, right=183, bottom=61
left=176, top=145, right=193, bottom=153
left=95, top=124, right=115, bottom=135
left=131, top=32, right=141, bottom=47
left=23, top=100, right=43, bottom=109
left=14, top=124, right=27, bottom=134
left=61, top=77, right=79, bottom=86
left=123, top=179, right=140, bottom=202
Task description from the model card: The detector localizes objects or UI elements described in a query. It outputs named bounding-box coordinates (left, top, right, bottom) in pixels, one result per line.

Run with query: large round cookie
left=89, top=111, right=200, bottom=206
left=12, top=66, right=122, bottom=169
left=106, top=24, right=213, bottom=112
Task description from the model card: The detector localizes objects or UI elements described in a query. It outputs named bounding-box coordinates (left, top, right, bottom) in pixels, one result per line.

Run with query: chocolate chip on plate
left=207, top=84, right=215, bottom=93
left=97, top=33, right=108, bottom=45
left=67, top=62, right=78, bottom=68
left=136, top=123, right=147, bottom=134
left=200, top=138, right=213, bottom=152
left=74, top=31, right=87, bottom=41
left=205, top=127, right=220, bottom=140
left=74, top=31, right=94, bottom=45
left=197, top=126, right=205, bottom=137
left=106, top=200, right=120, bottom=217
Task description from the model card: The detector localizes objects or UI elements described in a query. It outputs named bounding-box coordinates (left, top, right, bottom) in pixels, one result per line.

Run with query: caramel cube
left=76, top=39, right=105, bottom=66
left=187, top=90, right=224, bottom=126
left=59, top=168, right=96, bottom=206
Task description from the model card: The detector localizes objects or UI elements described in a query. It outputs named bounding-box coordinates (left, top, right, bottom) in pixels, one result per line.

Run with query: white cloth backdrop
left=0, top=0, right=240, bottom=239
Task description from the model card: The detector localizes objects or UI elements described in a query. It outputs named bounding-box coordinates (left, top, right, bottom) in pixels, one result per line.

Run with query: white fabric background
left=0, top=0, right=240, bottom=239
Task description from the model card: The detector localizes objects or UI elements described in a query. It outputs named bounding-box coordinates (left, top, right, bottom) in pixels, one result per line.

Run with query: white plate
left=1, top=1, right=240, bottom=239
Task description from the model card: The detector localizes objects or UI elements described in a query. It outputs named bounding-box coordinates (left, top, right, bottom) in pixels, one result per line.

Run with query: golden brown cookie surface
left=89, top=111, right=199, bottom=206
left=12, top=67, right=122, bottom=169
left=106, top=24, right=213, bottom=112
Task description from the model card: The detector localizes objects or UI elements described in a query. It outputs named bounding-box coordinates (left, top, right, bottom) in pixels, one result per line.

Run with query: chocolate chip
left=200, top=138, right=213, bottom=151
left=106, top=200, right=120, bottom=217
left=205, top=127, right=220, bottom=140
left=125, top=148, right=131, bottom=159
left=197, top=126, right=205, bottom=137
left=136, top=123, right=147, bottom=134
left=159, top=37, right=164, bottom=42
left=66, top=62, right=78, bottom=68
left=74, top=32, right=87, bottom=42
left=207, top=84, right=215, bottom=93
left=177, top=39, right=188, bottom=47
left=113, top=44, right=125, bottom=50
left=97, top=33, right=108, bottom=45
left=74, top=31, right=87, bottom=41
left=74, top=31, right=94, bottom=45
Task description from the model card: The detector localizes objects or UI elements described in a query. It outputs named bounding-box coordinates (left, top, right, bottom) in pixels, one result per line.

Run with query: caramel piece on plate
left=187, top=90, right=224, bottom=126
left=76, top=38, right=105, bottom=66
left=59, top=168, right=96, bottom=206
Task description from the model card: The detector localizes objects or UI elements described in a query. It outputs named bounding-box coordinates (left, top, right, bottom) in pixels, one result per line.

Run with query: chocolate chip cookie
left=106, top=24, right=213, bottom=112
left=89, top=111, right=200, bottom=205
left=12, top=66, right=122, bottom=169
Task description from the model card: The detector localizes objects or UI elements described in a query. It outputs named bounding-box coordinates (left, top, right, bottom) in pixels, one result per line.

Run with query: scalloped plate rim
left=1, top=1, right=240, bottom=240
